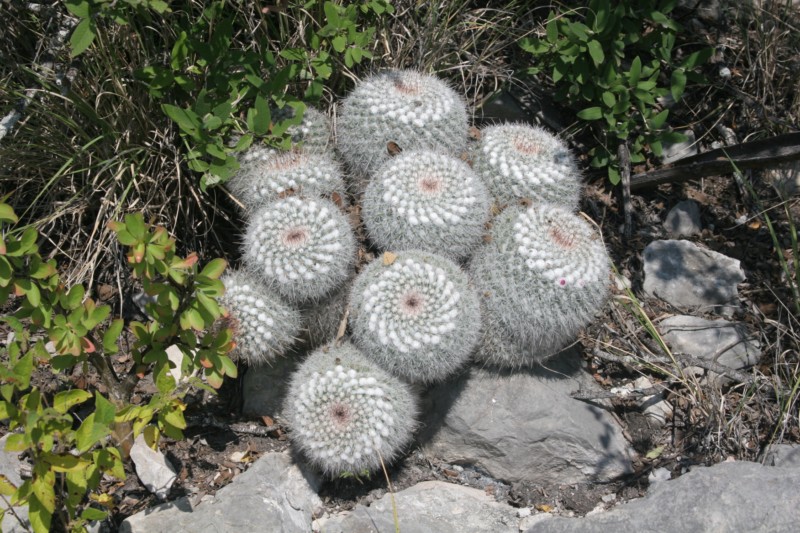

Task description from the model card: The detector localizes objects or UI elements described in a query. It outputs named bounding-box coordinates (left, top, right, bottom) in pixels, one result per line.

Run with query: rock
left=661, top=129, right=697, bottom=164
left=643, top=239, right=745, bottom=314
left=664, top=200, right=701, bottom=237
left=524, top=461, right=800, bottom=532
left=627, top=376, right=671, bottom=425
left=314, top=480, right=519, bottom=533
left=0, top=435, right=30, bottom=533
left=242, top=353, right=301, bottom=417
left=129, top=434, right=178, bottom=500
left=658, top=315, right=759, bottom=383
left=120, top=452, right=323, bottom=533
left=763, top=161, right=800, bottom=199
left=761, top=444, right=800, bottom=468
left=418, top=349, right=633, bottom=486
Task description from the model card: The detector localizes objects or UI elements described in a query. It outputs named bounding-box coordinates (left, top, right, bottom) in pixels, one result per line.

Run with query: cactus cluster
left=283, top=342, right=417, bottom=477
left=362, top=150, right=491, bottom=261
left=473, top=123, right=582, bottom=209
left=224, top=69, right=611, bottom=477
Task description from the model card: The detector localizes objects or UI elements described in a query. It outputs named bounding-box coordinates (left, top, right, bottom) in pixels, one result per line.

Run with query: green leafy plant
left=519, top=0, right=712, bottom=184
left=0, top=203, right=234, bottom=532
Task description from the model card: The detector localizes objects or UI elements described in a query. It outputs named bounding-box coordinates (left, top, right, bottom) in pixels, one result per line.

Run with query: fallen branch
left=630, top=132, right=800, bottom=191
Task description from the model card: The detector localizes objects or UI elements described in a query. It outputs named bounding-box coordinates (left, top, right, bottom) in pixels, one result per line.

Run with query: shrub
left=0, top=203, right=234, bottom=532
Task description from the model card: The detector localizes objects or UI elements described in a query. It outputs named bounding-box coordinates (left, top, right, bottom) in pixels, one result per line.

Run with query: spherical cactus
left=243, top=196, right=356, bottom=304
left=362, top=150, right=491, bottom=261
left=470, top=203, right=610, bottom=366
left=472, top=123, right=582, bottom=210
left=349, top=251, right=481, bottom=383
left=218, top=270, right=302, bottom=365
left=228, top=150, right=347, bottom=212
left=337, top=69, right=469, bottom=181
left=274, top=105, right=333, bottom=153
left=283, top=341, right=418, bottom=477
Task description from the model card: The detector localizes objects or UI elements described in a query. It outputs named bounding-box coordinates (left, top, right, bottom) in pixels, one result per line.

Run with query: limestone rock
left=120, top=452, right=323, bottom=533
left=242, top=353, right=301, bottom=417
left=314, top=480, right=519, bottom=533
left=418, top=350, right=633, bottom=486
left=0, top=435, right=29, bottom=533
left=659, top=315, right=759, bottom=383
left=664, top=200, right=701, bottom=237
left=661, top=129, right=697, bottom=164
left=524, top=461, right=800, bottom=533
left=130, top=434, right=178, bottom=500
left=643, top=239, right=745, bottom=314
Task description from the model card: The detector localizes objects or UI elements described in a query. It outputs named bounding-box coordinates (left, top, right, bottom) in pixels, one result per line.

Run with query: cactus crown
left=284, top=342, right=417, bottom=477
left=510, top=205, right=608, bottom=289
left=243, top=196, right=355, bottom=304
left=349, top=251, right=481, bottom=383
left=219, top=270, right=301, bottom=365
left=337, top=69, right=469, bottom=179
left=474, top=123, right=581, bottom=209
left=363, top=150, right=490, bottom=260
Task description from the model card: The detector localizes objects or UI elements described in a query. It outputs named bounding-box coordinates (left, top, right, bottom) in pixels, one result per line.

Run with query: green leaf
left=546, top=15, right=559, bottom=44
left=331, top=34, right=347, bottom=53
left=650, top=108, right=669, bottom=130
left=102, top=319, right=124, bottom=353
left=162, top=104, right=201, bottom=138
left=680, top=47, right=713, bottom=70
left=42, top=452, right=89, bottom=473
left=81, top=507, right=108, bottom=521
left=25, top=282, right=41, bottom=307
left=628, top=56, right=642, bottom=86
left=0, top=203, right=18, bottom=223
left=670, top=68, right=687, bottom=102
left=200, top=258, right=227, bottom=279
left=576, top=107, right=603, bottom=120
left=0, top=256, right=12, bottom=286
left=53, top=389, right=92, bottom=414
left=324, top=1, right=341, bottom=25
left=607, top=165, right=621, bottom=185
left=586, top=40, right=605, bottom=67
left=28, top=491, right=53, bottom=533
left=70, top=18, right=95, bottom=57
left=601, top=91, right=616, bottom=108
left=4, top=433, right=27, bottom=452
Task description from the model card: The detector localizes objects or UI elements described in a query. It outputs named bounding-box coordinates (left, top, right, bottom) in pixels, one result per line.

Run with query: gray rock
left=120, top=452, right=323, bottom=533
left=661, top=129, right=697, bottom=164
left=129, top=434, right=178, bottom=500
left=763, top=161, right=800, bottom=199
left=643, top=239, right=745, bottom=314
left=761, top=444, right=800, bottom=468
left=314, top=480, right=519, bottom=533
left=525, top=461, right=800, bottom=533
left=418, top=350, right=633, bottom=486
left=659, top=315, right=760, bottom=381
left=0, top=435, right=29, bottom=533
left=242, top=353, right=301, bottom=417
left=664, top=200, right=701, bottom=237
